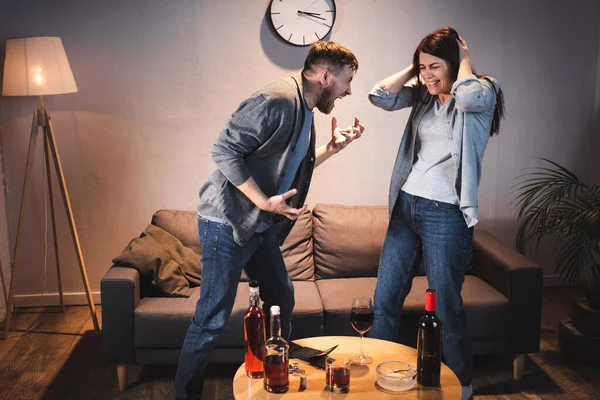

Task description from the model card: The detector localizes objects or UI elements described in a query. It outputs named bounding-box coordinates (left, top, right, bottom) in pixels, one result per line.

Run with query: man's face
left=316, top=65, right=354, bottom=114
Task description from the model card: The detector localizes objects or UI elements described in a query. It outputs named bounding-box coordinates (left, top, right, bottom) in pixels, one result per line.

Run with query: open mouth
left=426, top=80, right=440, bottom=89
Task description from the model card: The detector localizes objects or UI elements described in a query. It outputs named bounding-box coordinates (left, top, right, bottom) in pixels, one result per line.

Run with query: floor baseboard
left=13, top=291, right=101, bottom=308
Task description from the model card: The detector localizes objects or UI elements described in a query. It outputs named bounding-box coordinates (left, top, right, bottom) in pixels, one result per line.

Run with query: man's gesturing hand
left=262, top=188, right=308, bottom=220
left=328, top=116, right=365, bottom=154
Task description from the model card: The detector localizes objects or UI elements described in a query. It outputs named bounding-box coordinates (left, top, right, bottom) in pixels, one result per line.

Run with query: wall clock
left=269, top=0, right=337, bottom=47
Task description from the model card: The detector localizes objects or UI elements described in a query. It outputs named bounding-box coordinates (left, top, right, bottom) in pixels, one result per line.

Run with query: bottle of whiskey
left=263, top=305, right=289, bottom=393
left=416, top=288, right=442, bottom=387
left=244, top=280, right=266, bottom=378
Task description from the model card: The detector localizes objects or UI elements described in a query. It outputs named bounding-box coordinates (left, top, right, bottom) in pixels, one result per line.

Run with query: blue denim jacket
left=369, top=74, right=499, bottom=227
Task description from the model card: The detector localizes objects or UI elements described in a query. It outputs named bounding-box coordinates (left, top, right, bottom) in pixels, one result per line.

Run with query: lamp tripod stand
left=2, top=96, right=99, bottom=339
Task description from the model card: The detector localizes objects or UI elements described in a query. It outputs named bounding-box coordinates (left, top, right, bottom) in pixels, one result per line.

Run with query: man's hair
left=303, top=41, right=358, bottom=75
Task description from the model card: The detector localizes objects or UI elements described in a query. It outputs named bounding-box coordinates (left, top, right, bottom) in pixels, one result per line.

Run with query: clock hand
left=296, top=0, right=320, bottom=20
left=299, top=15, right=329, bottom=27
left=297, top=10, right=326, bottom=21
left=303, top=11, right=324, bottom=18
left=301, top=0, right=320, bottom=13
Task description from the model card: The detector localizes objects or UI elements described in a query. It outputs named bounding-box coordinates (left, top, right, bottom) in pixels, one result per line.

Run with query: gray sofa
left=101, top=204, right=543, bottom=391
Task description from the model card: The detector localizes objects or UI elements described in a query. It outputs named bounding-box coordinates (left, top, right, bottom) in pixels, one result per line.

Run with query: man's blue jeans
left=174, top=216, right=294, bottom=400
left=370, top=191, right=473, bottom=386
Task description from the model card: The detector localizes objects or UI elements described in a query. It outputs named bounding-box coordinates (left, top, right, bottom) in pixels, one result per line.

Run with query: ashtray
left=375, top=361, right=417, bottom=393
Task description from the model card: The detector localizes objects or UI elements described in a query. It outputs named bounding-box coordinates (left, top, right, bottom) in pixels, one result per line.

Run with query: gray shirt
left=197, top=73, right=315, bottom=246
left=402, top=97, right=459, bottom=205
left=369, top=74, right=499, bottom=227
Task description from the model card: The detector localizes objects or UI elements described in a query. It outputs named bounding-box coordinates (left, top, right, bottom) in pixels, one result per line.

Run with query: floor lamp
left=1, top=37, right=99, bottom=339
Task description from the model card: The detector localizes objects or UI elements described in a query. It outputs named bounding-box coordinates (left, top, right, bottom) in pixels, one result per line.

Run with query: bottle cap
left=270, top=305, right=280, bottom=315
left=249, top=280, right=259, bottom=288
left=425, top=289, right=436, bottom=312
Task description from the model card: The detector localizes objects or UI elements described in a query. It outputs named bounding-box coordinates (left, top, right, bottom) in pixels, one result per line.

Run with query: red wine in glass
left=350, top=297, right=373, bottom=365
left=351, top=307, right=374, bottom=333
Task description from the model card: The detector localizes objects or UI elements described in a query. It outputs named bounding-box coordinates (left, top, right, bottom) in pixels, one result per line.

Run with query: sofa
left=101, top=204, right=543, bottom=391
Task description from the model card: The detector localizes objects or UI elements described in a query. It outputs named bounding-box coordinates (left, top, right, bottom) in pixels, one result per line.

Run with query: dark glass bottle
left=263, top=305, right=289, bottom=393
left=244, top=281, right=265, bottom=378
left=417, top=288, right=442, bottom=387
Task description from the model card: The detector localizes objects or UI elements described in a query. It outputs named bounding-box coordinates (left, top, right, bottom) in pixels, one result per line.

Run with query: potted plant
left=513, top=158, right=600, bottom=309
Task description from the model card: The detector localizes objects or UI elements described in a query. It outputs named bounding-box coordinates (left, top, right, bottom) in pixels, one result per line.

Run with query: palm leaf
left=513, top=158, right=600, bottom=287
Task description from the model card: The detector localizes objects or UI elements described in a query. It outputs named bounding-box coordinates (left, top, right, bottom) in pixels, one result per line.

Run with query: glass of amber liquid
left=325, top=355, right=351, bottom=393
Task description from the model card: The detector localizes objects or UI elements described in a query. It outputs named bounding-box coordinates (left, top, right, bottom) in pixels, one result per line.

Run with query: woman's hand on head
left=458, top=36, right=470, bottom=62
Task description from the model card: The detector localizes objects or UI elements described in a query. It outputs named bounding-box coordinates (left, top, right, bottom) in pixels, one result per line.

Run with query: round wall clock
left=269, top=0, right=337, bottom=47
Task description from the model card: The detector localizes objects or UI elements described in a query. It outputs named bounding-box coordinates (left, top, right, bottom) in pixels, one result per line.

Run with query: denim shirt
left=368, top=74, right=499, bottom=227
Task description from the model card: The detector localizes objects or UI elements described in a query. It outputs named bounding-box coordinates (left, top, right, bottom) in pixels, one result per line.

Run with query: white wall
left=0, top=0, right=599, bottom=307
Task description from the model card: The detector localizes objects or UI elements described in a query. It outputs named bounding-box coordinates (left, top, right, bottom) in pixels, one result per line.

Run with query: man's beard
left=316, top=86, right=336, bottom=114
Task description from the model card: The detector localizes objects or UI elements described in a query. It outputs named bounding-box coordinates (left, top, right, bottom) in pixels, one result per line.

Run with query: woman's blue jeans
left=370, top=191, right=473, bottom=386
left=174, top=216, right=294, bottom=399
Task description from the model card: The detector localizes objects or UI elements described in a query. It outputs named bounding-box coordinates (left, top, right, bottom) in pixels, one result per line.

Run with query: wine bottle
left=244, top=280, right=266, bottom=378
left=263, top=305, right=289, bottom=393
left=416, top=288, right=442, bottom=387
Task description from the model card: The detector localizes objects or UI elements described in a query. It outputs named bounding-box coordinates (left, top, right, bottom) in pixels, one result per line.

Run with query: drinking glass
left=350, top=297, right=374, bottom=365
left=325, top=355, right=351, bottom=393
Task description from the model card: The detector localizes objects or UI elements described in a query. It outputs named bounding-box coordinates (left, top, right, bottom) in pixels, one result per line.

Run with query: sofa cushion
left=152, top=209, right=314, bottom=282
left=316, top=275, right=509, bottom=340
left=316, top=277, right=377, bottom=336
left=134, top=281, right=323, bottom=348
left=289, top=281, right=324, bottom=339
left=313, top=204, right=388, bottom=279
left=152, top=210, right=200, bottom=254
left=280, top=209, right=314, bottom=281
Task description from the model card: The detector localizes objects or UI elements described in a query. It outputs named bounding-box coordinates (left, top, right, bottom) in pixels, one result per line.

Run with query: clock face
left=269, top=0, right=337, bottom=47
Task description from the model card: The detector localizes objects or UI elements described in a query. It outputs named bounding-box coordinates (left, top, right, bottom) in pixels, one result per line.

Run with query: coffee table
left=232, top=335, right=461, bottom=399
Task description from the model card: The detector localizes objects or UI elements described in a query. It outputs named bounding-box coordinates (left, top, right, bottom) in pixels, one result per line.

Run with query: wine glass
left=350, top=297, right=374, bottom=365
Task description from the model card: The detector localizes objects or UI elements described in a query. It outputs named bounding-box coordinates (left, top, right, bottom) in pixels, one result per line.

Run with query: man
left=174, top=41, right=364, bottom=399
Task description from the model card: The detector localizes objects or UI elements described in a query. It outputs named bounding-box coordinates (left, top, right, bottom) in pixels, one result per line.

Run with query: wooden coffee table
left=232, top=336, right=461, bottom=399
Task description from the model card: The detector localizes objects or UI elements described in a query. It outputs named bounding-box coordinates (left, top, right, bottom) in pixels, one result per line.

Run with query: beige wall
left=0, top=0, right=599, bottom=309
left=0, top=120, right=10, bottom=319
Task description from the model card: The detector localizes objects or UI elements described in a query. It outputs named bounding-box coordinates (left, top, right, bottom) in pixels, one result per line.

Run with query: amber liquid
left=326, top=366, right=350, bottom=393
left=263, top=355, right=289, bottom=393
left=244, top=305, right=265, bottom=378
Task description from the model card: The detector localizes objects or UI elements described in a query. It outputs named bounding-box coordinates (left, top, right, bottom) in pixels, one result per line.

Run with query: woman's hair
left=411, top=27, right=505, bottom=136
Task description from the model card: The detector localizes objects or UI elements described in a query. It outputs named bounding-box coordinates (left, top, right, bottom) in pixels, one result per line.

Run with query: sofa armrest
left=473, top=230, right=543, bottom=354
left=101, top=266, right=140, bottom=364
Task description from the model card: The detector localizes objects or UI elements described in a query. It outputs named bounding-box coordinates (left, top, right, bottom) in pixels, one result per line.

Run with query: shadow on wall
left=258, top=4, right=333, bottom=69
left=477, top=217, right=561, bottom=284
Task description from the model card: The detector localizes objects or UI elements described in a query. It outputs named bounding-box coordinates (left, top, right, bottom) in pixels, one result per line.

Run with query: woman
left=368, top=27, right=504, bottom=400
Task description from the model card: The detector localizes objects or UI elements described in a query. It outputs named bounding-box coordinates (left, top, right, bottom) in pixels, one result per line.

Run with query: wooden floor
left=0, top=287, right=598, bottom=400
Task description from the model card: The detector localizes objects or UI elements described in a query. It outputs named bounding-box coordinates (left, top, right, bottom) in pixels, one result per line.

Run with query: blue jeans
left=174, top=216, right=294, bottom=400
left=370, top=191, right=473, bottom=386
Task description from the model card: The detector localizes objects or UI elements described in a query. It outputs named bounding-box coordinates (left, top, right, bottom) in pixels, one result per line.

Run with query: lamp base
left=2, top=107, right=99, bottom=340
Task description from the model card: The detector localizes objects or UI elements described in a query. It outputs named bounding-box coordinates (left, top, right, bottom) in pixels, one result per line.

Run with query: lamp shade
left=2, top=37, right=78, bottom=96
